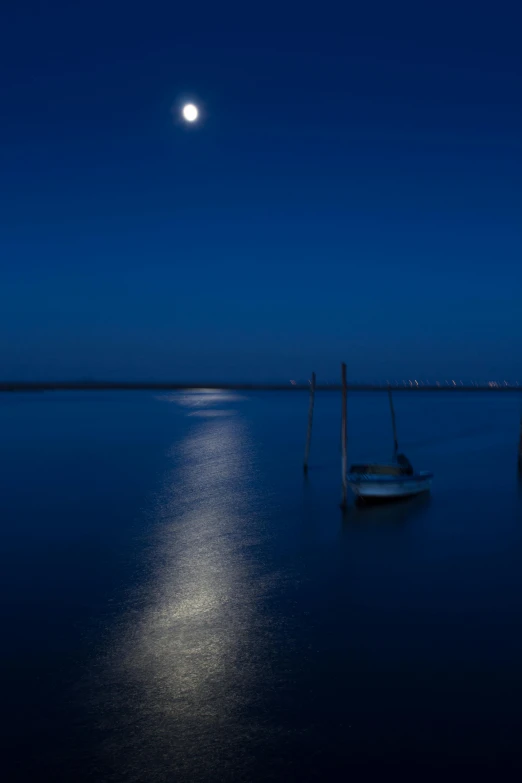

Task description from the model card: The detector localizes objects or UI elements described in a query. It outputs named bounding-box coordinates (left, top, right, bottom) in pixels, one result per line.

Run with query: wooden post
left=388, top=385, right=399, bottom=457
left=518, top=413, right=522, bottom=472
left=340, top=362, right=348, bottom=509
left=303, top=371, right=316, bottom=473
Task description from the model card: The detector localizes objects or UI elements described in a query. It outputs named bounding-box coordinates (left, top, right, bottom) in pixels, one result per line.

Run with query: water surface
left=2, top=391, right=522, bottom=780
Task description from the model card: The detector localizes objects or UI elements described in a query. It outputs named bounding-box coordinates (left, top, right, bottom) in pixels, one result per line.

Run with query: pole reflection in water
left=101, top=395, right=275, bottom=782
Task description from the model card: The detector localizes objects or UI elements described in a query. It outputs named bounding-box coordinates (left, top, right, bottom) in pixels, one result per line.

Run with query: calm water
left=2, top=390, right=522, bottom=780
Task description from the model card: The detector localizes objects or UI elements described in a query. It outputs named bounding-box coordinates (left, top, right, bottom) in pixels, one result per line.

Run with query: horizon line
left=1, top=381, right=521, bottom=393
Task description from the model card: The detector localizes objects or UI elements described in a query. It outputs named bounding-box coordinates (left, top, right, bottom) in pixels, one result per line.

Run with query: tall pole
left=388, top=385, right=399, bottom=457
left=341, top=362, right=348, bottom=509
left=518, top=411, right=522, bottom=473
left=303, top=371, right=316, bottom=473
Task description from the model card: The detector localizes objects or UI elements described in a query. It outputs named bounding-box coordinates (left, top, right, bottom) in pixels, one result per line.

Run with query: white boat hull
left=347, top=471, right=433, bottom=500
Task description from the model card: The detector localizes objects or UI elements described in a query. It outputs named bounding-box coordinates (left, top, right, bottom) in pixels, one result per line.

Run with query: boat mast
left=388, top=385, right=399, bottom=458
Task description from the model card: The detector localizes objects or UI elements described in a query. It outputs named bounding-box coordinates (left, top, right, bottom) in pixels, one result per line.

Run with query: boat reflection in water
left=102, top=395, right=275, bottom=782
left=345, top=488, right=432, bottom=527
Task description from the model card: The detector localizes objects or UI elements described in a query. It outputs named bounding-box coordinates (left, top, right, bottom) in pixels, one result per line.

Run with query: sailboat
left=346, top=388, right=433, bottom=502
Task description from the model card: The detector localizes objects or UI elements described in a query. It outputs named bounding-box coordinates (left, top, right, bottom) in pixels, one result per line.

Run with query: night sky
left=2, top=1, right=521, bottom=382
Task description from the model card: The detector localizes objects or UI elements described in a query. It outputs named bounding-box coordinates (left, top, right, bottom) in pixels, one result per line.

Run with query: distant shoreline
left=1, top=382, right=520, bottom=393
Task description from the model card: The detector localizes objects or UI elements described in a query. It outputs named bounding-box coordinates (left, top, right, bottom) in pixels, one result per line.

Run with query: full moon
left=182, top=103, right=198, bottom=122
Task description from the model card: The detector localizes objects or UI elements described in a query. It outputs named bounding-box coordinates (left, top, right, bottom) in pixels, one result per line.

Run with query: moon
left=182, top=103, right=198, bottom=122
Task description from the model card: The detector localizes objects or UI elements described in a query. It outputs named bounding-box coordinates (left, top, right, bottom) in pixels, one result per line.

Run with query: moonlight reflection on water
left=101, top=401, right=279, bottom=781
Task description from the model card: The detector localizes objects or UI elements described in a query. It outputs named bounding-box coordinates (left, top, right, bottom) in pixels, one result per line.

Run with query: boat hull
left=347, top=471, right=433, bottom=500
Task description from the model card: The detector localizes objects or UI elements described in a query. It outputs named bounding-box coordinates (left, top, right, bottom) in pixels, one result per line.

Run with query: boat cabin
left=349, top=454, right=414, bottom=476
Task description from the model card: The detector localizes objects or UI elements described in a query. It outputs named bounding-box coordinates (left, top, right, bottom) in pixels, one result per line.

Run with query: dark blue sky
left=2, top=1, right=521, bottom=381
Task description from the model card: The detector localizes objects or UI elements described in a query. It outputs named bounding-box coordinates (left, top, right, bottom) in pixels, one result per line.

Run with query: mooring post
left=518, top=412, right=522, bottom=472
left=303, top=371, right=316, bottom=473
left=340, top=362, right=348, bottom=510
left=388, top=385, right=399, bottom=458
